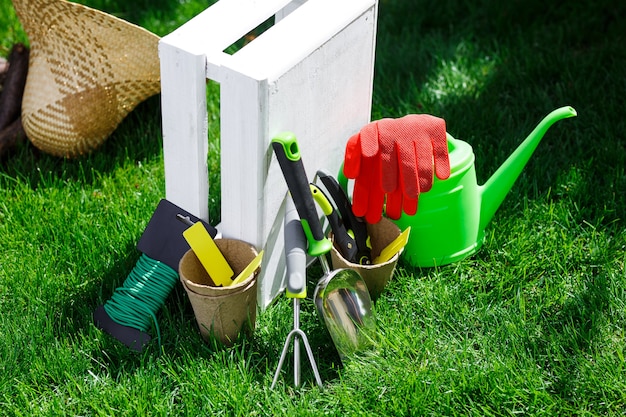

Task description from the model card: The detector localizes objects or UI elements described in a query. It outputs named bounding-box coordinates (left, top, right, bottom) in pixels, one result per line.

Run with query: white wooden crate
left=159, top=0, right=378, bottom=308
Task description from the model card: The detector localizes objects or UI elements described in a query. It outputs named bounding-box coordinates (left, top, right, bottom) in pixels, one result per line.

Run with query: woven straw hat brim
left=12, top=0, right=161, bottom=157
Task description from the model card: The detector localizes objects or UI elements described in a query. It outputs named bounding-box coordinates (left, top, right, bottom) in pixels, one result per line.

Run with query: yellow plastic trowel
left=374, top=227, right=411, bottom=264
left=231, top=250, right=264, bottom=286
left=183, top=222, right=234, bottom=286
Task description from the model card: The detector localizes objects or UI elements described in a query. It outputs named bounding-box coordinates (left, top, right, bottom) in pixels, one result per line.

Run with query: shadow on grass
left=557, top=269, right=610, bottom=352
left=524, top=268, right=612, bottom=402
left=374, top=0, right=626, bottom=230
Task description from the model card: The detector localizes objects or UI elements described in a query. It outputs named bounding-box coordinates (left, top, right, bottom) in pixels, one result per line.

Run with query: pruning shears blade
left=316, top=170, right=371, bottom=264
left=310, top=183, right=360, bottom=263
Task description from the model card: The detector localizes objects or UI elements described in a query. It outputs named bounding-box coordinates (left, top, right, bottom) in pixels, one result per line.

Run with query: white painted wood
left=161, top=0, right=294, bottom=82
left=275, top=0, right=307, bottom=22
left=159, top=43, right=209, bottom=221
left=161, top=0, right=293, bottom=54
left=159, top=0, right=378, bottom=308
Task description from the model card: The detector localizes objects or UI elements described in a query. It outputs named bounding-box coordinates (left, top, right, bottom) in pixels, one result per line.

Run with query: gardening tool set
left=88, top=103, right=576, bottom=387
left=272, top=132, right=378, bottom=365
left=4, top=0, right=578, bottom=391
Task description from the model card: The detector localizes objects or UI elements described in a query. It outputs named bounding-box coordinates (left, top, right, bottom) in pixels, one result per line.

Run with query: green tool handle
left=284, top=195, right=307, bottom=298
left=272, top=132, right=332, bottom=257
left=310, top=183, right=358, bottom=263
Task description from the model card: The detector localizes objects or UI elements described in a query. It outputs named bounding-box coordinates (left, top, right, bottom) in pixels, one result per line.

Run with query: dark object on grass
left=0, top=43, right=29, bottom=132
left=0, top=117, right=27, bottom=159
left=0, top=56, right=9, bottom=92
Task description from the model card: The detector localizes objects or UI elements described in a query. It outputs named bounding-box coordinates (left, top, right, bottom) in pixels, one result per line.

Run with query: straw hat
left=11, top=0, right=161, bottom=157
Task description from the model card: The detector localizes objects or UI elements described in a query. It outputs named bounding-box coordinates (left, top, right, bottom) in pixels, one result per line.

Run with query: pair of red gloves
left=343, top=114, right=450, bottom=224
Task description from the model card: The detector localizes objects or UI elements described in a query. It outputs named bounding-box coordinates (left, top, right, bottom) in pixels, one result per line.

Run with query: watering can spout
left=478, top=105, right=577, bottom=231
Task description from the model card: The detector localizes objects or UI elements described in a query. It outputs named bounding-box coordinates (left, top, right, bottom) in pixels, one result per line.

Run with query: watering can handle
left=272, top=132, right=332, bottom=257
left=337, top=164, right=349, bottom=195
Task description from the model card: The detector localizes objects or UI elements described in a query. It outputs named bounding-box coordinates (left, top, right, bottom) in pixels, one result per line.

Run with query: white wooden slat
left=228, top=0, right=376, bottom=81
left=217, top=71, right=291, bottom=306
left=159, top=42, right=210, bottom=221
left=163, top=0, right=293, bottom=55
left=218, top=72, right=268, bottom=244
left=275, top=0, right=307, bottom=22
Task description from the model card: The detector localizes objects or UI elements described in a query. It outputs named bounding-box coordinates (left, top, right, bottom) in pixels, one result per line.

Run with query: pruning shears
left=312, top=170, right=372, bottom=265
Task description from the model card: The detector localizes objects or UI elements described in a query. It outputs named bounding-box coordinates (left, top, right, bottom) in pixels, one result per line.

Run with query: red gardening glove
left=343, top=122, right=386, bottom=224
left=343, top=114, right=450, bottom=223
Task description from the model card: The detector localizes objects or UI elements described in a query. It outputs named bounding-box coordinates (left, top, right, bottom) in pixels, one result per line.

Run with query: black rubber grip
left=271, top=133, right=332, bottom=257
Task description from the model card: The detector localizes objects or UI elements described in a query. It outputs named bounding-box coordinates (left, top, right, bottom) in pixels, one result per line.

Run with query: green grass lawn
left=1, top=0, right=625, bottom=415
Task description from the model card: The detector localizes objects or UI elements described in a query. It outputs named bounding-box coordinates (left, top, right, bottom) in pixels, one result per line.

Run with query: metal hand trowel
left=271, top=131, right=376, bottom=361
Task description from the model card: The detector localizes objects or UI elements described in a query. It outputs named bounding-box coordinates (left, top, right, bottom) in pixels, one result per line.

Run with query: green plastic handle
left=271, top=132, right=332, bottom=257
left=310, top=183, right=359, bottom=263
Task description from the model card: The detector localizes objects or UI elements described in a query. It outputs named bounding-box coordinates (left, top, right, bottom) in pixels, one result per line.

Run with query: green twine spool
left=103, top=253, right=179, bottom=347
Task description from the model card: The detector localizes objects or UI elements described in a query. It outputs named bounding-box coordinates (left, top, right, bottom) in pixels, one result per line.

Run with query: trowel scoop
left=313, top=253, right=376, bottom=360
left=272, top=132, right=377, bottom=361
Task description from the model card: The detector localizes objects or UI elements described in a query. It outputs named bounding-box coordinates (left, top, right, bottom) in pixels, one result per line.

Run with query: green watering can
left=342, top=106, right=577, bottom=267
